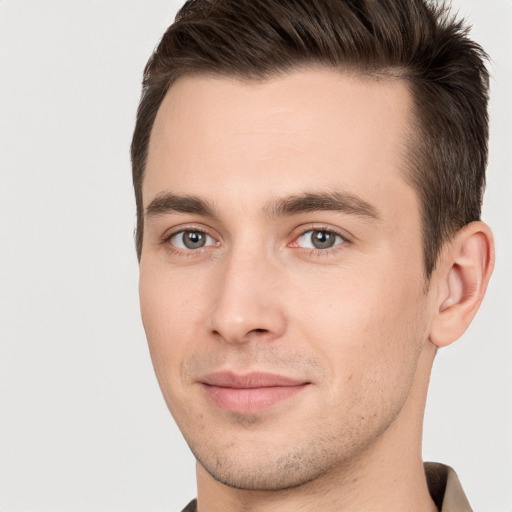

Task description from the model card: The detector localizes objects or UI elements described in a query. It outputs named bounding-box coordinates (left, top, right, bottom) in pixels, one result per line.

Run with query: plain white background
left=0, top=1, right=510, bottom=511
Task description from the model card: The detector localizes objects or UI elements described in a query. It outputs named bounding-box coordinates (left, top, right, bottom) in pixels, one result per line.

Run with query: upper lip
left=200, top=371, right=309, bottom=388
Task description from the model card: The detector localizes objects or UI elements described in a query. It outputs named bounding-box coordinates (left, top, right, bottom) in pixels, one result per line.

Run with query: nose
left=207, top=248, right=287, bottom=344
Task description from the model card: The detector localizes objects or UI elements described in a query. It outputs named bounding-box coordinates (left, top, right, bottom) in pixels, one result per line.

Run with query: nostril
left=250, top=328, right=267, bottom=334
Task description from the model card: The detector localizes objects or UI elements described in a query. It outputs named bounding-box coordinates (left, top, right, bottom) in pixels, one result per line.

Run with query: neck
left=195, top=343, right=438, bottom=512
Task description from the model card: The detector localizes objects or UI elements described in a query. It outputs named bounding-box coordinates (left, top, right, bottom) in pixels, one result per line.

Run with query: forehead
left=144, top=68, right=416, bottom=221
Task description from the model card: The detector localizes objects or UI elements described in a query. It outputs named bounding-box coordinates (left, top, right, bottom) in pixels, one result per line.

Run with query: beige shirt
left=181, top=462, right=472, bottom=512
left=424, top=462, right=473, bottom=511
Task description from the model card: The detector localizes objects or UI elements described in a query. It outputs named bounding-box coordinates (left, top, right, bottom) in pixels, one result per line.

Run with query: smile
left=199, top=371, right=310, bottom=414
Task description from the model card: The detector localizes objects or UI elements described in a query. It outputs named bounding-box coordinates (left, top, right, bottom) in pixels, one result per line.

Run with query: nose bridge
left=208, top=242, right=286, bottom=343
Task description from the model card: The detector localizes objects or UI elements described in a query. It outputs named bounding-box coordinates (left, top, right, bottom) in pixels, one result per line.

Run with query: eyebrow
left=144, top=191, right=380, bottom=221
left=145, top=193, right=215, bottom=219
left=264, top=192, right=380, bottom=220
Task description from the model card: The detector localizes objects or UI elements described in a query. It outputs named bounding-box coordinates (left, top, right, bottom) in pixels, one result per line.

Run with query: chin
left=189, top=433, right=347, bottom=491
left=199, top=457, right=329, bottom=491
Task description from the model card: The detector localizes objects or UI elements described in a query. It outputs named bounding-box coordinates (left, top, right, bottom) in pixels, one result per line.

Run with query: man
left=131, top=0, right=494, bottom=510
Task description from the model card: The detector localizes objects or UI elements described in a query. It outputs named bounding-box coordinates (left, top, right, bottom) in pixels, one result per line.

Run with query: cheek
left=138, top=264, right=209, bottom=425
left=139, top=265, right=198, bottom=379
left=291, top=260, right=428, bottom=395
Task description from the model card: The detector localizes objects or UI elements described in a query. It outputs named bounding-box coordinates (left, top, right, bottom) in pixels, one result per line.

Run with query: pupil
left=184, top=231, right=205, bottom=249
left=312, top=230, right=334, bottom=249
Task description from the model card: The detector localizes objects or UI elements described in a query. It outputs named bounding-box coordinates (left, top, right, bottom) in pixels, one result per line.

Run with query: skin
left=139, top=68, right=494, bottom=511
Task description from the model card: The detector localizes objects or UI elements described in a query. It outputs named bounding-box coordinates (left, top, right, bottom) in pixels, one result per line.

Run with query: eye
left=169, top=230, right=217, bottom=250
left=295, top=229, right=345, bottom=250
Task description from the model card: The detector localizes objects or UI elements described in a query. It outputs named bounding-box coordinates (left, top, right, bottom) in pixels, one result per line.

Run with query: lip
left=199, top=371, right=310, bottom=414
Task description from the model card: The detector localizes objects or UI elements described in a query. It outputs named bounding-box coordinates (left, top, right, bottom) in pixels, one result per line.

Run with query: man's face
left=139, top=69, right=435, bottom=490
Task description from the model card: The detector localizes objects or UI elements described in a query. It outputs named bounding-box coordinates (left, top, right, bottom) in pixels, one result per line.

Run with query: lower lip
left=201, top=384, right=308, bottom=414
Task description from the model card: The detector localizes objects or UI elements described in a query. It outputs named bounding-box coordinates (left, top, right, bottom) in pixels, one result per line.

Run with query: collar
left=425, top=462, right=473, bottom=511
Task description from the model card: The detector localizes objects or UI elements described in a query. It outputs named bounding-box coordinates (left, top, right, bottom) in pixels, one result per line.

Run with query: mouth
left=199, top=371, right=310, bottom=414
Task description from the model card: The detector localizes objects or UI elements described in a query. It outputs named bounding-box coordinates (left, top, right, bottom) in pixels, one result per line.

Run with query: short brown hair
left=131, top=0, right=490, bottom=276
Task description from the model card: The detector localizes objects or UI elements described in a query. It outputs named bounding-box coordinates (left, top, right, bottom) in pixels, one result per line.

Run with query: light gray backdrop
left=0, top=1, right=510, bottom=511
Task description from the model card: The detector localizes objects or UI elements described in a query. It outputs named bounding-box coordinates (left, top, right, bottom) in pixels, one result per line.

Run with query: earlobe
left=429, top=221, right=494, bottom=348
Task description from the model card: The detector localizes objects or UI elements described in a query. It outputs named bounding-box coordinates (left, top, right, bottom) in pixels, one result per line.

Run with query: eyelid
left=288, top=224, right=351, bottom=253
left=290, top=224, right=351, bottom=242
left=161, top=224, right=221, bottom=252
left=162, top=223, right=218, bottom=240
left=170, top=230, right=217, bottom=250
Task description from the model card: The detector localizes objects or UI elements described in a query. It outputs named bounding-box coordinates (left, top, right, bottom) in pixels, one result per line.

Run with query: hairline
left=137, top=64, right=440, bottom=278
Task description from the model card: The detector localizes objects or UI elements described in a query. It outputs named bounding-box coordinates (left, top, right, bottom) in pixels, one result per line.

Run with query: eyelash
left=162, top=227, right=217, bottom=257
left=292, top=226, right=348, bottom=257
left=162, top=225, right=349, bottom=258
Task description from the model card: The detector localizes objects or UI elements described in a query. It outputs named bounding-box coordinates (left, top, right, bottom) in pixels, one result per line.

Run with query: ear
left=429, top=221, right=494, bottom=348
